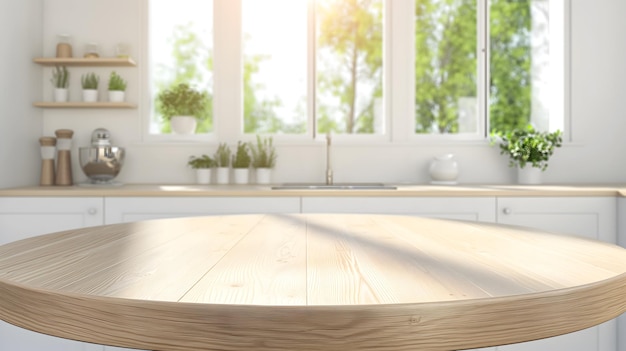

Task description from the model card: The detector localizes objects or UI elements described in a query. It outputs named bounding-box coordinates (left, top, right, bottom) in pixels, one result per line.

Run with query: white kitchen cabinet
left=617, top=197, right=626, bottom=351
left=301, top=196, right=497, bottom=222
left=0, top=197, right=105, bottom=351
left=495, top=196, right=617, bottom=351
left=104, top=196, right=302, bottom=224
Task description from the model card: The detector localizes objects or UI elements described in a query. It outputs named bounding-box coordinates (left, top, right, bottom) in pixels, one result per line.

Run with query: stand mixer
left=79, top=128, right=125, bottom=185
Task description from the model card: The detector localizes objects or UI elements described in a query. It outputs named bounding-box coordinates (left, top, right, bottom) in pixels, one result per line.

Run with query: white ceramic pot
left=255, top=168, right=272, bottom=184
left=517, top=166, right=542, bottom=184
left=170, top=116, right=197, bottom=135
left=82, top=89, right=98, bottom=102
left=233, top=168, right=249, bottom=185
left=216, top=167, right=230, bottom=185
left=54, top=88, right=69, bottom=102
left=195, top=169, right=211, bottom=185
left=108, top=90, right=125, bottom=103
left=429, top=154, right=459, bottom=184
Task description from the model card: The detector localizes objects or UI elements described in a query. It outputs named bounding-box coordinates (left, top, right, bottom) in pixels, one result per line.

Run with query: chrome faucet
left=325, top=132, right=333, bottom=185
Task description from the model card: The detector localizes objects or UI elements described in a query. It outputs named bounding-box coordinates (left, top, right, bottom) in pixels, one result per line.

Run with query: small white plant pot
left=216, top=167, right=230, bottom=185
left=54, top=88, right=69, bottom=102
left=255, top=168, right=272, bottom=184
left=517, top=166, right=542, bottom=185
left=108, top=90, right=125, bottom=103
left=195, top=169, right=211, bottom=185
left=82, top=89, right=98, bottom=102
left=233, top=168, right=249, bottom=185
left=170, top=116, right=197, bottom=135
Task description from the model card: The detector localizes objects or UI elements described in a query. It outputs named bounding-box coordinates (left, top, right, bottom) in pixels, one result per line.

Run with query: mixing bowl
left=79, top=146, right=125, bottom=184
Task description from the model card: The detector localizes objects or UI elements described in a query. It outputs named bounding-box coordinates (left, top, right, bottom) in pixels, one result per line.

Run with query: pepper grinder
left=39, top=137, right=56, bottom=186
left=55, top=129, right=74, bottom=186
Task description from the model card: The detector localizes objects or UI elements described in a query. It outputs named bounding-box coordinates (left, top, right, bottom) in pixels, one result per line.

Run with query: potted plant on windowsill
left=249, top=135, right=277, bottom=184
left=187, top=154, right=215, bottom=184
left=107, top=71, right=127, bottom=103
left=51, top=66, right=69, bottom=102
left=232, top=141, right=251, bottom=185
left=491, top=125, right=562, bottom=184
left=81, top=72, right=100, bottom=102
left=214, top=143, right=231, bottom=184
left=156, top=83, right=209, bottom=135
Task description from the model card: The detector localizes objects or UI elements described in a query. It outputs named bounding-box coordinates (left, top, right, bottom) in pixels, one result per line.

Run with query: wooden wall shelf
left=33, top=57, right=136, bottom=67
left=33, top=102, right=137, bottom=109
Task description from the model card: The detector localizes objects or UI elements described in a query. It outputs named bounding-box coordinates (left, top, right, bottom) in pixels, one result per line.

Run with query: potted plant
left=188, top=154, right=215, bottom=185
left=214, top=143, right=231, bottom=184
left=50, top=66, right=69, bottom=102
left=232, top=141, right=251, bottom=185
left=156, top=83, right=209, bottom=135
left=491, top=125, right=562, bottom=184
left=249, top=135, right=277, bottom=184
left=108, top=71, right=127, bottom=103
left=81, top=72, right=99, bottom=102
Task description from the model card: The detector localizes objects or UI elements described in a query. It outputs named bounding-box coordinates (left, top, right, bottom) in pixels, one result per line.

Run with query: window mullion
left=390, top=0, right=413, bottom=143
left=478, top=0, right=489, bottom=138
left=214, top=0, right=242, bottom=143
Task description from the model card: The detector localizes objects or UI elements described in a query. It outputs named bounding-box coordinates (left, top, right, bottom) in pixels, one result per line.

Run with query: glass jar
left=84, top=42, right=100, bottom=58
left=56, top=34, right=73, bottom=58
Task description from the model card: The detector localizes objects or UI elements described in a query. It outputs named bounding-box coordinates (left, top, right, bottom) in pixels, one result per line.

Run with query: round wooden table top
left=1, top=214, right=625, bottom=351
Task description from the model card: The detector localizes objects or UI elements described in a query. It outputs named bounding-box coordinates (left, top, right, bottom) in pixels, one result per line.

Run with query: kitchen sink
left=271, top=183, right=397, bottom=190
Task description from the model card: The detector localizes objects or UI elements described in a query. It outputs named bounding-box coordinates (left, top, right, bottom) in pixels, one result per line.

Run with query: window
left=412, top=0, right=565, bottom=137
left=241, top=0, right=308, bottom=134
left=148, top=0, right=214, bottom=135
left=147, top=0, right=566, bottom=140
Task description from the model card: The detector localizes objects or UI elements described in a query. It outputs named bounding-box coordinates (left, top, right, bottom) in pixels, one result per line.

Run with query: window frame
left=142, top=0, right=571, bottom=145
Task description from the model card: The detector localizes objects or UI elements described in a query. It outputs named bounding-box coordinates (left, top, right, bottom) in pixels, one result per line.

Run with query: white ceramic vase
left=429, top=154, right=459, bottom=184
left=216, top=167, right=230, bottom=185
left=233, top=168, right=249, bottom=185
left=54, top=88, right=69, bottom=102
left=255, top=168, right=272, bottom=185
left=517, top=166, right=542, bottom=185
left=82, top=89, right=98, bottom=102
left=170, top=116, right=197, bottom=135
left=108, top=90, right=125, bottom=102
left=195, top=169, right=211, bottom=185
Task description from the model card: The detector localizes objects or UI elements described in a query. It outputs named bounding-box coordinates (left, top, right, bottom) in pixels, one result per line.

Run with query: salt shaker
left=39, top=137, right=56, bottom=186
left=55, top=129, right=74, bottom=186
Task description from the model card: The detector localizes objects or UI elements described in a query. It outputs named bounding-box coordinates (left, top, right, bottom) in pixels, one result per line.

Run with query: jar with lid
left=56, top=34, right=73, bottom=58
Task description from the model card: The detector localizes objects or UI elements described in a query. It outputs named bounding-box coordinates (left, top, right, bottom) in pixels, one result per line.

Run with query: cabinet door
left=301, top=197, right=496, bottom=222
left=496, top=197, right=617, bottom=242
left=496, top=197, right=617, bottom=351
left=0, top=197, right=104, bottom=245
left=0, top=197, right=104, bottom=351
left=105, top=197, right=301, bottom=224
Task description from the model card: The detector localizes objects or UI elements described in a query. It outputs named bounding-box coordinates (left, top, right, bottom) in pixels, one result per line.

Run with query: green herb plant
left=232, top=141, right=251, bottom=169
left=108, top=71, right=127, bottom=91
left=249, top=135, right=277, bottom=168
left=214, top=143, right=231, bottom=168
left=187, top=154, right=215, bottom=169
left=50, top=66, right=69, bottom=89
left=81, top=72, right=100, bottom=90
left=491, top=125, right=563, bottom=171
left=156, top=83, right=209, bottom=121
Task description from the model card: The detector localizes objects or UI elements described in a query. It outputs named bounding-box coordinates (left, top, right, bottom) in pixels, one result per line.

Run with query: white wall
left=36, top=0, right=626, bottom=185
left=0, top=1, right=43, bottom=188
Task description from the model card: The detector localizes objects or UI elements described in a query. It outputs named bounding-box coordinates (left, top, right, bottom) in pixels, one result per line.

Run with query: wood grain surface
left=1, top=214, right=625, bottom=351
